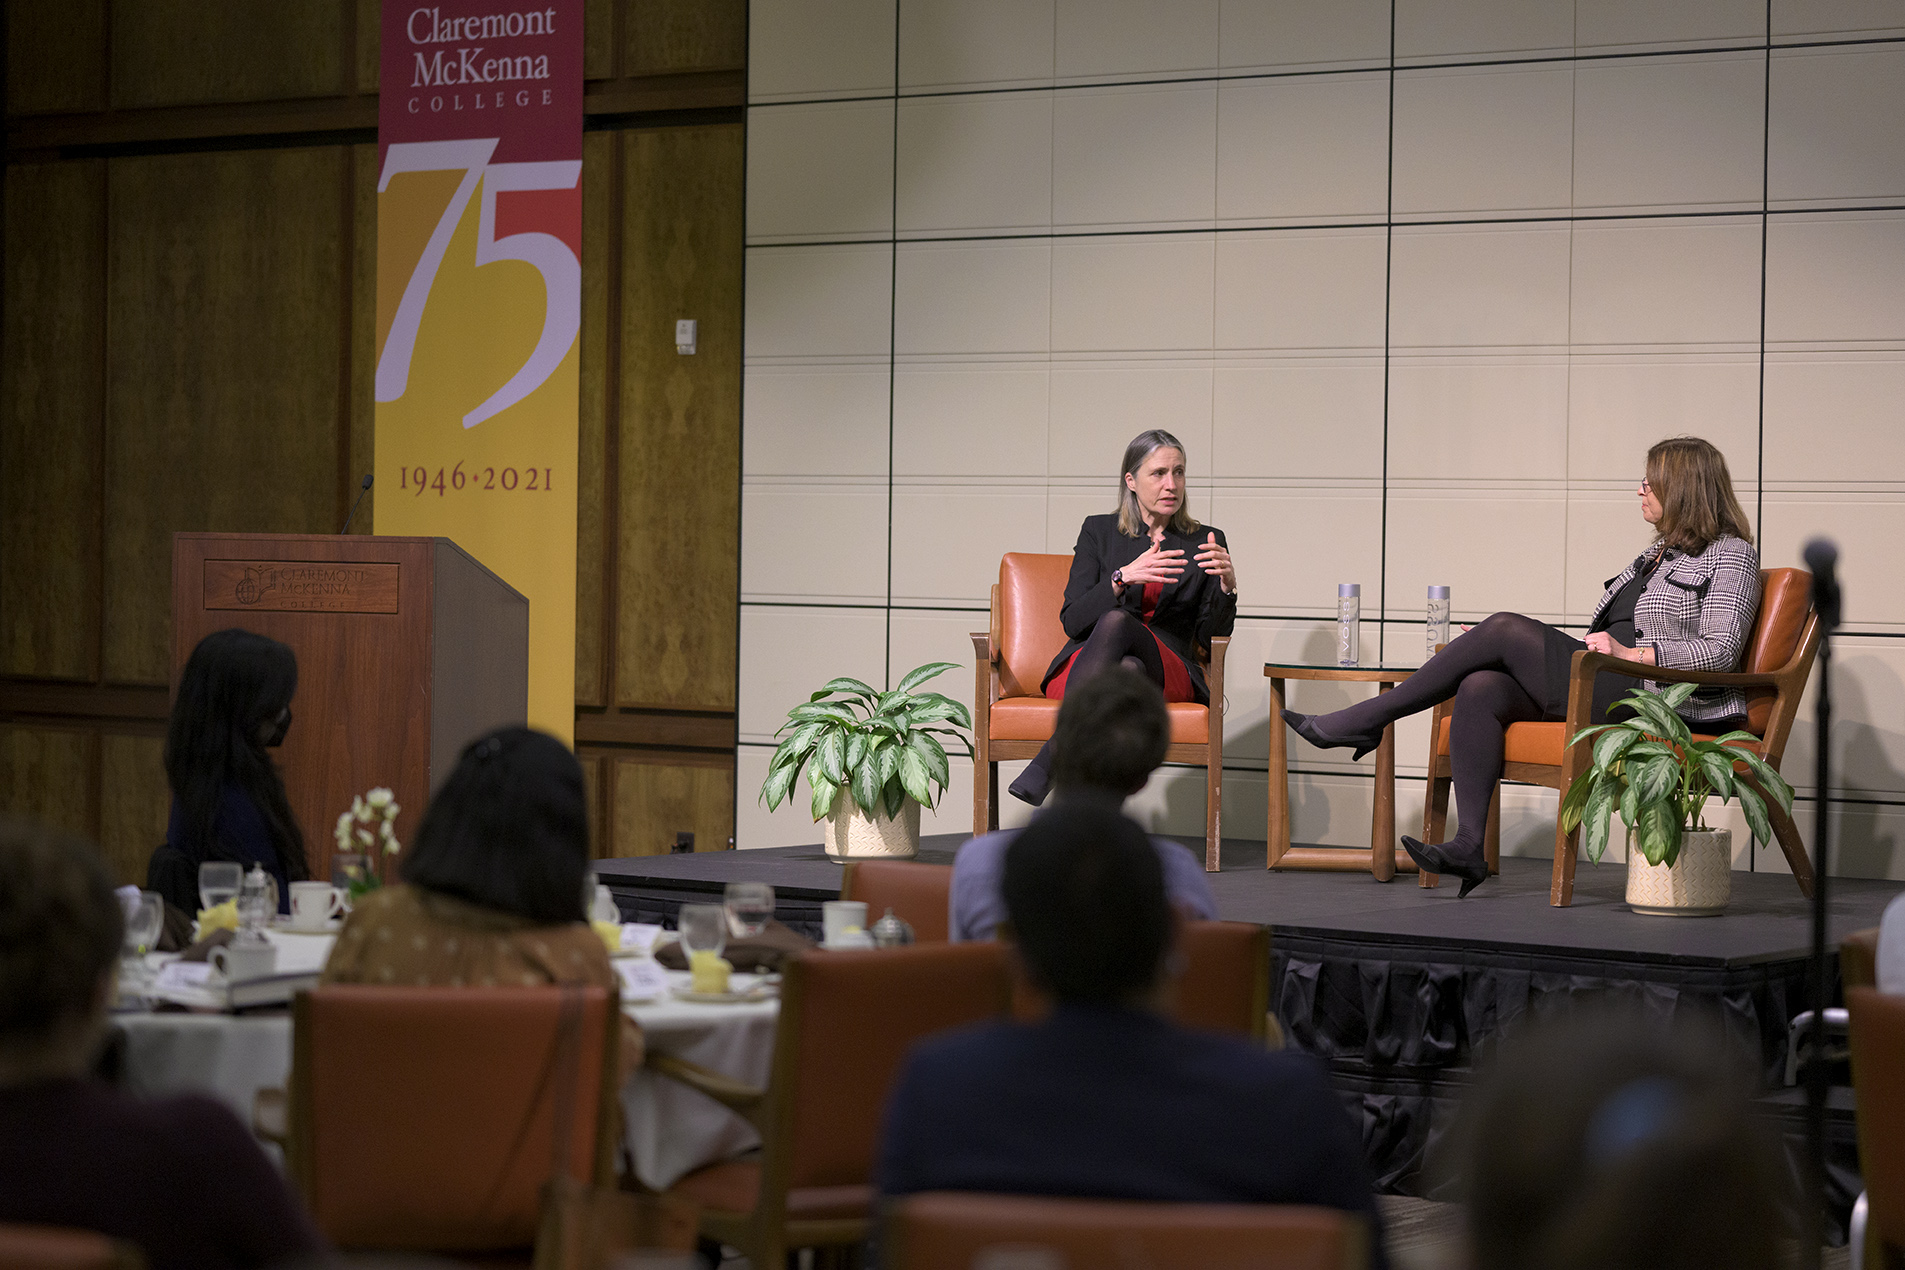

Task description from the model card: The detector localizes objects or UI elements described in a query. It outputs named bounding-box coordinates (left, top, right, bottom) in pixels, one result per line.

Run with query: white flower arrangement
left=334, top=786, right=402, bottom=859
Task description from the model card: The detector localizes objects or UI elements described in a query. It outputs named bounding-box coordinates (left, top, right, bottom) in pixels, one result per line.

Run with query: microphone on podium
left=1802, top=537, right=1839, bottom=632
left=339, top=473, right=374, bottom=535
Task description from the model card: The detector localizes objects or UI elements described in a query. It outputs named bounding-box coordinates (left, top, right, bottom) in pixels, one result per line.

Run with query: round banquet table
left=113, top=934, right=779, bottom=1191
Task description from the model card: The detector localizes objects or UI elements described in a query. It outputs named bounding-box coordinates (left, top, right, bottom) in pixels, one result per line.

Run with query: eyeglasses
left=1639, top=479, right=1652, bottom=494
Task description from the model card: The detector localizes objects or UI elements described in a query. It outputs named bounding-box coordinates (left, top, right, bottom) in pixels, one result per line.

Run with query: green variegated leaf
left=1625, top=691, right=1692, bottom=748
left=909, top=731, right=950, bottom=786
left=845, top=731, right=869, bottom=775
left=1735, top=755, right=1795, bottom=814
left=1734, top=781, right=1773, bottom=849
left=1582, top=779, right=1618, bottom=864
left=761, top=760, right=799, bottom=812
left=1637, top=801, right=1681, bottom=867
left=876, top=741, right=901, bottom=787
left=1560, top=767, right=1599, bottom=831
left=1622, top=740, right=1678, bottom=764
left=883, top=775, right=905, bottom=819
left=1660, top=680, right=1699, bottom=710
left=1619, top=779, right=1641, bottom=840
left=851, top=751, right=884, bottom=815
left=1592, top=727, right=1646, bottom=770
left=915, top=692, right=973, bottom=729
left=809, top=774, right=838, bottom=821
left=812, top=677, right=878, bottom=703
left=895, top=661, right=959, bottom=695
left=898, top=747, right=933, bottom=807
left=1632, top=754, right=1679, bottom=809
left=788, top=703, right=860, bottom=727
left=1697, top=748, right=1736, bottom=801
left=874, top=689, right=910, bottom=717
left=816, top=730, right=846, bottom=785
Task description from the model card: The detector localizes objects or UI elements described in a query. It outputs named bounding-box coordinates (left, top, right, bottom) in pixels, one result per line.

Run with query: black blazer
left=1042, top=513, right=1238, bottom=704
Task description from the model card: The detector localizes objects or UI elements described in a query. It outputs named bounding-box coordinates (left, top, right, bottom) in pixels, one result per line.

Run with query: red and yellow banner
left=375, top=1, right=582, bottom=741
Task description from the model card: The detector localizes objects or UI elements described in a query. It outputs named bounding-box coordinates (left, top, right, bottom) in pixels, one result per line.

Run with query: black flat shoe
left=1400, top=836, right=1491, bottom=897
left=1281, top=709, right=1384, bottom=762
left=1008, top=764, right=1051, bottom=808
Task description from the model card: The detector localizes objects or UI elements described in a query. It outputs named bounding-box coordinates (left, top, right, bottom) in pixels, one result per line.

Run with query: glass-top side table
left=1263, top=662, right=1423, bottom=881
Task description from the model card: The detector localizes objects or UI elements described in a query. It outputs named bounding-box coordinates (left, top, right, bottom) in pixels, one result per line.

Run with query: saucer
left=273, top=915, right=342, bottom=934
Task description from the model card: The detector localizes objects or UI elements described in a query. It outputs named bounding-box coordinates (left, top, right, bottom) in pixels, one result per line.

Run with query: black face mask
left=260, top=708, right=292, bottom=748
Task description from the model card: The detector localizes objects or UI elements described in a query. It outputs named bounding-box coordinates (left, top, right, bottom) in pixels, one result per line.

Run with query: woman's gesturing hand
left=1584, top=631, right=1657, bottom=664
left=1118, top=536, right=1186, bottom=588
left=1194, top=532, right=1236, bottom=594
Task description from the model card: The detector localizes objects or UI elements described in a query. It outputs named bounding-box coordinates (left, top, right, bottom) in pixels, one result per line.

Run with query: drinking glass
left=119, top=890, right=163, bottom=1001
left=723, top=882, right=774, bottom=938
left=237, top=867, right=274, bottom=934
left=198, top=861, right=242, bottom=912
left=676, top=903, right=728, bottom=960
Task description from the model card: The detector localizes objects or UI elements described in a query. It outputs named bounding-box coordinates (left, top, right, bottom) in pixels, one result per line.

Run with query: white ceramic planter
left=823, top=792, right=921, bottom=861
left=1626, top=827, right=1732, bottom=917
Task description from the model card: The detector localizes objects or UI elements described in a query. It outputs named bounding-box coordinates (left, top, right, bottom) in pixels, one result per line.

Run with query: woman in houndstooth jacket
left=1283, top=436, right=1760, bottom=895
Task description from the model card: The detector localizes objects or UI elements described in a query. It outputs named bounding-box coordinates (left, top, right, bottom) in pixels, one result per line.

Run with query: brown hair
left=1115, top=429, right=1201, bottom=538
left=0, top=818, right=123, bottom=1054
left=1647, top=436, right=1752, bottom=554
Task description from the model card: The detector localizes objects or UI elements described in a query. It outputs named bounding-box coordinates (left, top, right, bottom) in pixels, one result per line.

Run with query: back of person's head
left=400, top=727, right=589, bottom=924
left=1049, top=666, right=1170, bottom=798
left=1002, top=801, right=1170, bottom=1005
left=0, top=819, right=123, bottom=1080
left=164, top=627, right=308, bottom=879
left=1457, top=1004, right=1786, bottom=1270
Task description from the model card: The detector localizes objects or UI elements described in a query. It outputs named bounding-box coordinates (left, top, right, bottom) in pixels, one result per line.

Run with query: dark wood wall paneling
left=1, top=0, right=745, bottom=880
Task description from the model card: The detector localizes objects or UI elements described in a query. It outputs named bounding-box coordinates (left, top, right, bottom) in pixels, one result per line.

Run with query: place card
left=620, top=923, right=663, bottom=954
left=153, top=961, right=214, bottom=993
left=616, top=957, right=670, bottom=1002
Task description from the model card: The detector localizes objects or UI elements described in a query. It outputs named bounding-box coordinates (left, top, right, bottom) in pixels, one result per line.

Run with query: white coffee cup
left=211, top=940, right=277, bottom=982
left=822, top=900, right=867, bottom=947
left=288, top=881, right=346, bottom=930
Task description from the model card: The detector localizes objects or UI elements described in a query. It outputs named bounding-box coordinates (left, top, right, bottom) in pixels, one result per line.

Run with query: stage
left=597, top=834, right=1898, bottom=1220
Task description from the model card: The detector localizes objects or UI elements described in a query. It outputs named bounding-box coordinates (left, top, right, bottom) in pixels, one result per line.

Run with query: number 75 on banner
left=375, top=139, right=581, bottom=430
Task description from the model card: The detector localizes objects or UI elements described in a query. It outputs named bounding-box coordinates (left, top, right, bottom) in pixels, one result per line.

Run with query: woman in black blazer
left=1283, top=436, right=1761, bottom=897
left=1010, top=429, right=1239, bottom=806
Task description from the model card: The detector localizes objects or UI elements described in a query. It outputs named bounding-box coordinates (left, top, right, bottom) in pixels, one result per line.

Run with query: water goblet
left=119, top=890, right=163, bottom=1001
left=197, top=861, right=242, bottom=913
left=676, top=903, right=728, bottom=961
left=723, top=882, right=774, bottom=938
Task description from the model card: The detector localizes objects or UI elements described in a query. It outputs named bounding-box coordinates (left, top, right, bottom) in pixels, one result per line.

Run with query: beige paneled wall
left=740, top=0, right=1905, bottom=877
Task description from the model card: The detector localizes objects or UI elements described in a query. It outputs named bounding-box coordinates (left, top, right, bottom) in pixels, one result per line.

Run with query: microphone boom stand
left=1802, top=538, right=1841, bottom=1270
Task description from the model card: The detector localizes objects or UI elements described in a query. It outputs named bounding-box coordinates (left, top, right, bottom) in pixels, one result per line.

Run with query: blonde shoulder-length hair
left=1115, top=429, right=1201, bottom=538
left=1647, top=436, right=1753, bottom=555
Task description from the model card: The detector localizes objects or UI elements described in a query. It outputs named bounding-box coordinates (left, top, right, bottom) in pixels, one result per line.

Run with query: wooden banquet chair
left=839, top=859, right=952, bottom=943
left=279, top=984, right=645, bottom=1263
left=650, top=942, right=1012, bottom=1269
left=0, top=1225, right=144, bottom=1270
left=883, top=1192, right=1366, bottom=1270
left=1849, top=987, right=1905, bottom=1270
left=1007, top=920, right=1275, bottom=1043
left=1420, top=567, right=1820, bottom=907
left=973, top=552, right=1230, bottom=872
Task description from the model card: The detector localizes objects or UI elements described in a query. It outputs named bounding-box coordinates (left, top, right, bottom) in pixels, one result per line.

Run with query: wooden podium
left=172, top=533, right=528, bottom=882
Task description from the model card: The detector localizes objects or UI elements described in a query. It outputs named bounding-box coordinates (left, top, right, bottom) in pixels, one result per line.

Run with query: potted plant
left=1559, top=680, right=1795, bottom=916
left=760, top=662, right=973, bottom=861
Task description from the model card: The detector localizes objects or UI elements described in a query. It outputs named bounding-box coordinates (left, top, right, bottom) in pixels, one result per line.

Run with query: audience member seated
left=1457, top=1005, right=1787, bottom=1270
left=151, top=628, right=311, bottom=915
left=881, top=802, right=1385, bottom=1263
left=321, top=726, right=642, bottom=1072
left=950, top=667, right=1216, bottom=942
left=0, top=817, right=326, bottom=1270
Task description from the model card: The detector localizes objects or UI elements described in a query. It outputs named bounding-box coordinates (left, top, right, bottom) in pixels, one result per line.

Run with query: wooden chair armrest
left=647, top=1051, right=766, bottom=1114
left=253, top=1086, right=287, bottom=1146
left=1206, top=635, right=1228, bottom=706
left=1567, top=649, right=1783, bottom=690
left=970, top=632, right=992, bottom=665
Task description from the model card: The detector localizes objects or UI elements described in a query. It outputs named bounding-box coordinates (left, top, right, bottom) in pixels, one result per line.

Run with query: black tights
left=1019, top=610, right=1167, bottom=792
left=1318, top=612, right=1554, bottom=855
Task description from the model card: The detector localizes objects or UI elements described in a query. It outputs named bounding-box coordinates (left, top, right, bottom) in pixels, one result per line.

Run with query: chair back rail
left=839, top=861, right=953, bottom=943
left=290, top=984, right=617, bottom=1252
left=0, top=1225, right=144, bottom=1270
left=884, top=1192, right=1366, bottom=1270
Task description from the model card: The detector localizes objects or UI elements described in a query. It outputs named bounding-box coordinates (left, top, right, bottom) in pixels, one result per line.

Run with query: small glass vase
left=331, top=852, right=378, bottom=907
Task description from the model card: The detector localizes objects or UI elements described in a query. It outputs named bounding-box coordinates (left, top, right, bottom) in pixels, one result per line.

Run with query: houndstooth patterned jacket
left=1589, top=533, right=1760, bottom=725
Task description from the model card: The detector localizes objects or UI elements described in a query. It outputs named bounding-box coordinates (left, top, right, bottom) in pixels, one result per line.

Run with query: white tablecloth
left=113, top=934, right=779, bottom=1190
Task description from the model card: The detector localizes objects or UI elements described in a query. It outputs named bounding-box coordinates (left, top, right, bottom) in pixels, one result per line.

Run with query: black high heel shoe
left=1281, top=709, right=1384, bottom=762
left=1400, top=836, right=1491, bottom=898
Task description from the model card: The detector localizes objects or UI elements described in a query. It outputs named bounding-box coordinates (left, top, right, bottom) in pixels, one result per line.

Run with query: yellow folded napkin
left=592, top=920, right=622, bottom=954
left=689, top=950, right=732, bottom=995
left=196, top=899, right=240, bottom=935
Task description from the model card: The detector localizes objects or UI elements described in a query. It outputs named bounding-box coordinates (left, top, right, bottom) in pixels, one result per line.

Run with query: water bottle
left=1337, top=584, right=1361, bottom=667
left=238, top=865, right=273, bottom=940
left=1427, top=585, right=1451, bottom=658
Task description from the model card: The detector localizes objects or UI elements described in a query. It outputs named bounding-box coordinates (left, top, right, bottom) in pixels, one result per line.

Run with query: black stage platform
left=598, top=834, right=1899, bottom=1221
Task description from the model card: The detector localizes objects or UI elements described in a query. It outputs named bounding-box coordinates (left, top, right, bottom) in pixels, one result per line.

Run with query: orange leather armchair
left=652, top=943, right=1012, bottom=1269
left=284, top=985, right=621, bottom=1260
left=0, top=1226, right=143, bottom=1270
left=1849, top=987, right=1905, bottom=1269
left=973, top=553, right=1229, bottom=871
left=840, top=860, right=952, bottom=943
left=1421, top=567, right=1820, bottom=906
left=883, top=1192, right=1366, bottom=1270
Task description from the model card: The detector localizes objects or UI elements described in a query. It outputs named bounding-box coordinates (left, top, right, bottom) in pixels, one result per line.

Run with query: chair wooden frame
left=1421, top=576, right=1820, bottom=907
left=650, top=945, right=1012, bottom=1269
left=972, top=559, right=1229, bottom=872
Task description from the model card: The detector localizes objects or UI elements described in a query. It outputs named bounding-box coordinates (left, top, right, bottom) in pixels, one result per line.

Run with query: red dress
left=1044, top=580, right=1196, bottom=703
